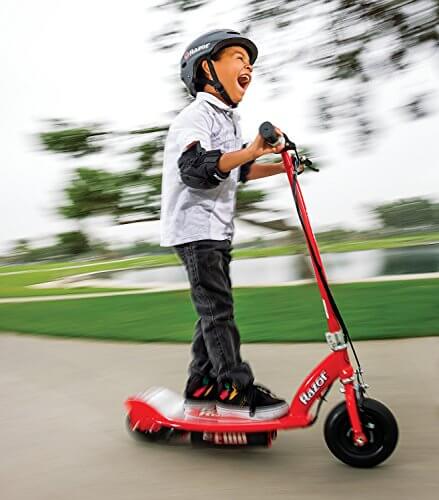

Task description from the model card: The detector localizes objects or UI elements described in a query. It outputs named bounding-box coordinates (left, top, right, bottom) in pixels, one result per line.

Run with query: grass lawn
left=234, top=232, right=439, bottom=258
left=0, top=255, right=178, bottom=275
left=0, top=255, right=179, bottom=298
left=0, top=279, right=437, bottom=343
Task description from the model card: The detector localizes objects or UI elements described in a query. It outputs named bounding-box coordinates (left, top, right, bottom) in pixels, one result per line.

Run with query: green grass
left=234, top=245, right=304, bottom=258
left=0, top=279, right=437, bottom=342
left=234, top=233, right=439, bottom=257
left=315, top=233, right=439, bottom=253
left=0, top=255, right=180, bottom=298
left=0, top=255, right=180, bottom=276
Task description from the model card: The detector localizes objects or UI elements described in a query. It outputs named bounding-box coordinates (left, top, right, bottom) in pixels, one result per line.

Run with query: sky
left=0, top=0, right=438, bottom=252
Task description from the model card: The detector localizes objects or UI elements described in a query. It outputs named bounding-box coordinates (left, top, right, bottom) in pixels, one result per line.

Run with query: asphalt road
left=1, top=333, right=438, bottom=500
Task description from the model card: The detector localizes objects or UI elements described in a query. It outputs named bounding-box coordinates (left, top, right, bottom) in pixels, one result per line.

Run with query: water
left=99, top=244, right=439, bottom=288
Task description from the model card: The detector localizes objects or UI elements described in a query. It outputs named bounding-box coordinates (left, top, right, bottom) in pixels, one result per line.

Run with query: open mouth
left=237, top=74, right=251, bottom=91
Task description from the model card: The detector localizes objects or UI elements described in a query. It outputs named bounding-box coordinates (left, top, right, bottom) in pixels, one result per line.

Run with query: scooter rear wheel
left=126, top=415, right=174, bottom=442
left=324, top=398, right=398, bottom=468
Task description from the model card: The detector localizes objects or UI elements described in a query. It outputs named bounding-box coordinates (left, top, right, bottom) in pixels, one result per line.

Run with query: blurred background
left=1, top=2, right=438, bottom=498
left=0, top=0, right=439, bottom=339
left=0, top=0, right=437, bottom=341
left=1, top=0, right=438, bottom=257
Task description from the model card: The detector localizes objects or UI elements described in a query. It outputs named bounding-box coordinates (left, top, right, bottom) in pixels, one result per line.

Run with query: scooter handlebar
left=259, top=121, right=282, bottom=147
left=259, top=122, right=317, bottom=171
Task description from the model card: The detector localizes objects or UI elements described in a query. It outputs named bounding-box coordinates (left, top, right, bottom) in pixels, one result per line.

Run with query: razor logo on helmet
left=184, top=43, right=211, bottom=61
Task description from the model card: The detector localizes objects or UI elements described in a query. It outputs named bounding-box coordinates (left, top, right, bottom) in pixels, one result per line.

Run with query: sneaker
left=216, top=382, right=289, bottom=420
left=184, top=374, right=218, bottom=410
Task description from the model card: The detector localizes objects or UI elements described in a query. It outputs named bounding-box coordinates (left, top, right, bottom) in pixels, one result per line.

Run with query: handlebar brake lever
left=303, top=157, right=319, bottom=172
left=280, top=132, right=296, bottom=153
left=291, top=152, right=319, bottom=174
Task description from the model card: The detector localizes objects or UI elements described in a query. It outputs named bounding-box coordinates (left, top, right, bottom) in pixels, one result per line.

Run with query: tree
left=40, top=123, right=169, bottom=225
left=153, top=0, right=438, bottom=144
left=56, top=231, right=91, bottom=256
left=39, top=121, right=300, bottom=233
left=10, top=239, right=31, bottom=262
left=60, top=167, right=122, bottom=220
left=373, top=197, right=437, bottom=230
left=40, top=121, right=106, bottom=157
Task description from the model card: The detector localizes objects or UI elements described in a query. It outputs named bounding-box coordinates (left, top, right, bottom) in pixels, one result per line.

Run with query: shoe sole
left=184, top=400, right=217, bottom=411
left=216, top=402, right=289, bottom=420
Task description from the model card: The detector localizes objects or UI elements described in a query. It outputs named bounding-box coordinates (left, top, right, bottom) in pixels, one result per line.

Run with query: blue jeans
left=174, top=239, right=254, bottom=388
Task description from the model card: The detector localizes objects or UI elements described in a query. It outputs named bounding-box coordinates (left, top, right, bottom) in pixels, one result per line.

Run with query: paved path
left=0, top=333, right=438, bottom=500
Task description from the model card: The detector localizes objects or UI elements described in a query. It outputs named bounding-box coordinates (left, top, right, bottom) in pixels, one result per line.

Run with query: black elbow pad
left=239, top=144, right=253, bottom=183
left=239, top=159, right=253, bottom=183
left=178, top=142, right=229, bottom=190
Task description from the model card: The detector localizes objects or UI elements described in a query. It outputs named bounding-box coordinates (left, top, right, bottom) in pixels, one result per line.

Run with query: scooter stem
left=281, top=151, right=340, bottom=333
left=281, top=150, right=368, bottom=446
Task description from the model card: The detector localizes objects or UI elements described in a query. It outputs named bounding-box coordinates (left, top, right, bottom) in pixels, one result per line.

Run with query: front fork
left=340, top=366, right=368, bottom=446
left=327, top=331, right=368, bottom=446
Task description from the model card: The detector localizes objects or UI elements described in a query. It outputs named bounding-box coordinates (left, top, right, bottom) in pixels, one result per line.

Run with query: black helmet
left=180, top=29, right=258, bottom=107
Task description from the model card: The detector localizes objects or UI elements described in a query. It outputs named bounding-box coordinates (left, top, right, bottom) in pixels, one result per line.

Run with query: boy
left=160, top=29, right=289, bottom=420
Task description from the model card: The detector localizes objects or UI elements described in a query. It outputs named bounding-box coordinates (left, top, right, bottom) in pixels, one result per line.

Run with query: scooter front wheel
left=324, top=398, right=398, bottom=468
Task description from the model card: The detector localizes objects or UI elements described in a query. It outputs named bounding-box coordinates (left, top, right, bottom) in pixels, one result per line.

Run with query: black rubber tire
left=324, top=398, right=398, bottom=468
left=190, top=432, right=205, bottom=447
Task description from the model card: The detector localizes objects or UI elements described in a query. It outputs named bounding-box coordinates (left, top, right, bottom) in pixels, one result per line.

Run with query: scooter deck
left=125, top=387, right=311, bottom=433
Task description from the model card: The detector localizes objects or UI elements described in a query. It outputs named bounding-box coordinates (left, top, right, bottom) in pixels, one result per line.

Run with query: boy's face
left=202, top=45, right=253, bottom=104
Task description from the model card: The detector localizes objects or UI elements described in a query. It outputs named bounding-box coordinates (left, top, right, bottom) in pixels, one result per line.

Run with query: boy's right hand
left=247, top=127, right=284, bottom=160
left=217, top=127, right=284, bottom=174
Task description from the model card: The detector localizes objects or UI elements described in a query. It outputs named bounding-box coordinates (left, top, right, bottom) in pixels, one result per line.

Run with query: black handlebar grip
left=259, top=121, right=280, bottom=146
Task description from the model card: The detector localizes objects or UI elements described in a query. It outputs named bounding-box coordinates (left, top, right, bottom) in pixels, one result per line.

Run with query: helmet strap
left=203, top=58, right=237, bottom=108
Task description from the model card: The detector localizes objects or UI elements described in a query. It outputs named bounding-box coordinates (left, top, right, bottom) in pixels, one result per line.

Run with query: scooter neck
left=281, top=151, right=341, bottom=334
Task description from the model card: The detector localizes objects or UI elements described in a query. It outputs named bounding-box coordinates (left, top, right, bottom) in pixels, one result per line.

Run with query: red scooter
left=125, top=122, right=399, bottom=468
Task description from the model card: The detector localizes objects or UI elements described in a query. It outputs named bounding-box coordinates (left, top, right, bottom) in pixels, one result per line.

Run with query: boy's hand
left=217, top=127, right=284, bottom=174
left=247, top=127, right=284, bottom=160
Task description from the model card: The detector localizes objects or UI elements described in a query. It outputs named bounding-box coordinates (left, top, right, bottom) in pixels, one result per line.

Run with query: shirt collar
left=196, top=91, right=238, bottom=115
